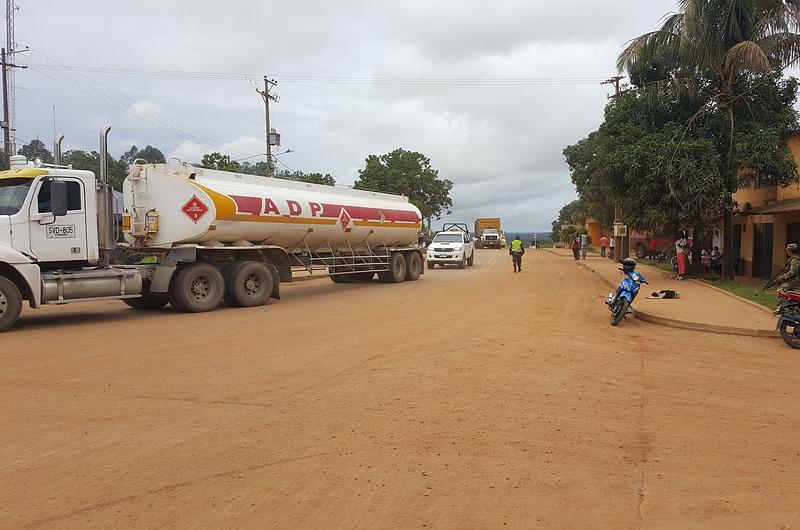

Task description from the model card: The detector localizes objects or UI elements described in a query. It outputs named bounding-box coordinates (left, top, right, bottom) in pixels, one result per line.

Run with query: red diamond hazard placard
left=181, top=195, right=209, bottom=223
left=339, top=208, right=351, bottom=231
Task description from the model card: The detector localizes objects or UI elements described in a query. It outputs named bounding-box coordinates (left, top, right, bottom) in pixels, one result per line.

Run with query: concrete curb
left=635, top=262, right=774, bottom=315
left=567, top=257, right=779, bottom=339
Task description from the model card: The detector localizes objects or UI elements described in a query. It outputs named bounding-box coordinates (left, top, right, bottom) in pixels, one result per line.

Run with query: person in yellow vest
left=510, top=235, right=525, bottom=272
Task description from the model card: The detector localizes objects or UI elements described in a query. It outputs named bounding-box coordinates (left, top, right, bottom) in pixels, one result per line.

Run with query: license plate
left=46, top=225, right=76, bottom=239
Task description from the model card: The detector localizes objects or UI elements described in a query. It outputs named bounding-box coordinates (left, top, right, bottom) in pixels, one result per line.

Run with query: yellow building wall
left=779, top=137, right=800, bottom=201
left=585, top=217, right=605, bottom=247
left=733, top=184, right=777, bottom=209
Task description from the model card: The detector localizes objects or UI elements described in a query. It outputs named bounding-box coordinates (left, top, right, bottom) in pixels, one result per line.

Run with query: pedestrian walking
left=674, top=231, right=689, bottom=280
left=647, top=237, right=658, bottom=260
left=571, top=236, right=581, bottom=261
left=580, top=233, right=588, bottom=259
left=510, top=235, right=525, bottom=272
left=609, top=237, right=616, bottom=260
left=599, top=235, right=608, bottom=258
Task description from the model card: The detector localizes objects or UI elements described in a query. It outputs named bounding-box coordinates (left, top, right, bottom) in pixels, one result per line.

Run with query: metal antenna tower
left=5, top=0, right=16, bottom=153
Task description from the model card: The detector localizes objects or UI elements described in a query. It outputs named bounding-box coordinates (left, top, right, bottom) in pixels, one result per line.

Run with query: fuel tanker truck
left=0, top=126, right=424, bottom=332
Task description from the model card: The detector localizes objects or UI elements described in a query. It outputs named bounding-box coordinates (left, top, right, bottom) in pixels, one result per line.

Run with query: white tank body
left=123, top=164, right=422, bottom=252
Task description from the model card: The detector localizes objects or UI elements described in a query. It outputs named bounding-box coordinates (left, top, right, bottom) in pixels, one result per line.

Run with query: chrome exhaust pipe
left=54, top=133, right=64, bottom=166
left=98, top=125, right=114, bottom=262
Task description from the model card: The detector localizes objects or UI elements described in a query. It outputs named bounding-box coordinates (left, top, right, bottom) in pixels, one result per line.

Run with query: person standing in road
left=599, top=234, right=608, bottom=258
left=609, top=237, right=616, bottom=260
left=571, top=236, right=580, bottom=261
left=674, top=231, right=689, bottom=280
left=510, top=235, right=525, bottom=272
left=580, top=233, right=589, bottom=259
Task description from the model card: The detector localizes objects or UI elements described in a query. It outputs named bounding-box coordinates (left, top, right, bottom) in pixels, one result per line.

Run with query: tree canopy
left=18, top=139, right=53, bottom=164
left=199, top=152, right=241, bottom=172
left=121, top=145, right=166, bottom=165
left=353, top=148, right=453, bottom=228
left=617, top=0, right=800, bottom=277
left=62, top=150, right=128, bottom=191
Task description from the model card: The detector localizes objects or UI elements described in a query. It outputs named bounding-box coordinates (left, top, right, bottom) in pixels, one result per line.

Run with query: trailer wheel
left=379, top=252, right=406, bottom=283
left=0, top=276, right=22, bottom=332
left=123, top=295, right=168, bottom=311
left=224, top=261, right=273, bottom=307
left=405, top=252, right=422, bottom=281
left=350, top=271, right=375, bottom=282
left=171, top=263, right=225, bottom=313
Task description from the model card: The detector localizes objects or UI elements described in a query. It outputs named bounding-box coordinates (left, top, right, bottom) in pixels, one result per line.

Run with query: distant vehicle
left=474, top=218, right=502, bottom=249
left=426, top=229, right=475, bottom=269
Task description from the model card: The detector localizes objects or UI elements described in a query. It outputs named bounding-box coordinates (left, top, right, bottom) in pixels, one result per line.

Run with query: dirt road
left=1, top=250, right=798, bottom=528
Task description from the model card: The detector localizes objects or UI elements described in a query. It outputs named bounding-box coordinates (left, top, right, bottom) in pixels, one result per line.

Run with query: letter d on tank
left=287, top=200, right=302, bottom=216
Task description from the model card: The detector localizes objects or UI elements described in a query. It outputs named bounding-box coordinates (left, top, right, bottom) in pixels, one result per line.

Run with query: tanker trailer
left=0, top=126, right=425, bottom=331
left=120, top=161, right=425, bottom=310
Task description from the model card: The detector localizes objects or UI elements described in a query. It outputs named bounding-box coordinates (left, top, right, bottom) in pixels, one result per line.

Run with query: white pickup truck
left=426, top=229, right=475, bottom=269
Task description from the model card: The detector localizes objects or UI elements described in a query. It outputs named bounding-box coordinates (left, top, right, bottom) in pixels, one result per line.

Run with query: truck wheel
left=123, top=295, right=168, bottom=310
left=171, top=263, right=225, bottom=313
left=467, top=252, right=474, bottom=267
left=405, top=252, right=422, bottom=281
left=0, top=276, right=22, bottom=332
left=635, top=244, right=647, bottom=259
left=224, top=261, right=273, bottom=307
left=457, top=255, right=466, bottom=269
left=427, top=262, right=435, bottom=270
left=379, top=252, right=406, bottom=283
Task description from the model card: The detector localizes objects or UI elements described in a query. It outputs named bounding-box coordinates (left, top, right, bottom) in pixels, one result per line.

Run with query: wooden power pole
left=601, top=75, right=628, bottom=261
left=256, top=77, right=278, bottom=177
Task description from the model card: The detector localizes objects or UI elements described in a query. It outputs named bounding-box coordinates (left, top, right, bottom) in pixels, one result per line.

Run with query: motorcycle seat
left=779, top=290, right=800, bottom=302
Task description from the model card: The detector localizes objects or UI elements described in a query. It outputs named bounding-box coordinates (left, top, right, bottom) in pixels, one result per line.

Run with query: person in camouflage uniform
left=775, top=243, right=800, bottom=296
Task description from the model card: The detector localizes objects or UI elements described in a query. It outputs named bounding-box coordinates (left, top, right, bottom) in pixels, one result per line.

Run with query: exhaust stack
left=97, top=125, right=115, bottom=262
left=54, top=133, right=64, bottom=166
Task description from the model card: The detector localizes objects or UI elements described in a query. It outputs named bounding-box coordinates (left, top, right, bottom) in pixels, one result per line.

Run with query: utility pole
left=602, top=75, right=627, bottom=261
left=0, top=47, right=24, bottom=159
left=256, top=77, right=278, bottom=177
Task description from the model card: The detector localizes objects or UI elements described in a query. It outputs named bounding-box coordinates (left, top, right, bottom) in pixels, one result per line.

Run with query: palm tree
left=618, top=0, right=800, bottom=279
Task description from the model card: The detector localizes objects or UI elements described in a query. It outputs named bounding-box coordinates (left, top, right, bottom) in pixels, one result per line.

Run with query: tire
left=405, top=252, right=422, bottom=281
left=171, top=263, right=225, bottom=313
left=467, top=252, right=474, bottom=267
left=379, top=252, right=406, bottom=283
left=123, top=295, right=168, bottom=310
left=427, top=261, right=435, bottom=270
left=610, top=298, right=630, bottom=326
left=779, top=320, right=800, bottom=349
left=0, top=276, right=22, bottom=332
left=224, top=261, right=273, bottom=307
left=635, top=244, right=647, bottom=259
left=457, top=255, right=466, bottom=269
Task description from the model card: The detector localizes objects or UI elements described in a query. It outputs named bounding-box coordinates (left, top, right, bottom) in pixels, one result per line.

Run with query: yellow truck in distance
left=474, top=217, right=502, bottom=249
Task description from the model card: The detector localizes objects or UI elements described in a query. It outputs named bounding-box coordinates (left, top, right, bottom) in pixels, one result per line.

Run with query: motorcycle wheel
left=610, top=298, right=630, bottom=326
left=779, top=320, right=800, bottom=349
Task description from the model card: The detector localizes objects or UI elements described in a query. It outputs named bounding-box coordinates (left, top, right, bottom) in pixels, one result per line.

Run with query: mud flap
left=268, top=264, right=281, bottom=300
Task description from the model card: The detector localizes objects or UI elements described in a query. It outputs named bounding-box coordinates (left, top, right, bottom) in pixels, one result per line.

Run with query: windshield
left=433, top=233, right=463, bottom=243
left=0, top=178, right=33, bottom=215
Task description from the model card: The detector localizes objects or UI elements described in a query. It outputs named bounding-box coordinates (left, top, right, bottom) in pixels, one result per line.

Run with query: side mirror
left=51, top=180, right=68, bottom=217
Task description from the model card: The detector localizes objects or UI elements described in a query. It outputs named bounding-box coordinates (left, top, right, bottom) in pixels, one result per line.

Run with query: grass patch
left=638, top=259, right=676, bottom=274
left=702, top=280, right=776, bottom=309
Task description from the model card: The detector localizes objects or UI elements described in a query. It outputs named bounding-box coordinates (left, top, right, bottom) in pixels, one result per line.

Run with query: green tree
left=551, top=199, right=590, bottom=241
left=121, top=145, right=166, bottom=165
left=354, top=148, right=453, bottom=229
left=62, top=150, right=128, bottom=191
left=200, top=152, right=241, bottom=172
left=18, top=139, right=53, bottom=164
left=275, top=169, right=336, bottom=186
left=618, top=0, right=800, bottom=278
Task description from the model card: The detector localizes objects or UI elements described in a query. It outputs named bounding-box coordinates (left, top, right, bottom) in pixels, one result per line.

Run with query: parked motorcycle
left=775, top=290, right=800, bottom=348
left=606, top=258, right=648, bottom=326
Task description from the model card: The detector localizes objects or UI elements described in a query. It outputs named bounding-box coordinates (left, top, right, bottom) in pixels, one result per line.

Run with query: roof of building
left=742, top=198, right=800, bottom=215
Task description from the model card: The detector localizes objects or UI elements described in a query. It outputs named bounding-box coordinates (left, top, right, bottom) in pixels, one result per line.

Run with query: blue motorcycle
left=606, top=258, right=648, bottom=326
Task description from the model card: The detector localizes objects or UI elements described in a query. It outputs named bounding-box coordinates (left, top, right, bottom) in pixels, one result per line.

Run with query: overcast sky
left=11, top=0, right=678, bottom=231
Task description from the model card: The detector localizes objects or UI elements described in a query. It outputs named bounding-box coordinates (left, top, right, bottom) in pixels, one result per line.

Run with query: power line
left=25, top=63, right=606, bottom=86
left=24, top=48, right=250, bottom=158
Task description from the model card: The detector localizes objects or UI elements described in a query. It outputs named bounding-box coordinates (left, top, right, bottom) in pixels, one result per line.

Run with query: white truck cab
left=426, top=229, right=475, bottom=269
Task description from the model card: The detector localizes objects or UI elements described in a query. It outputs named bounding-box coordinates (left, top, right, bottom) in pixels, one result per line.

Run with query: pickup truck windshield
left=433, top=234, right=463, bottom=243
left=0, top=178, right=32, bottom=215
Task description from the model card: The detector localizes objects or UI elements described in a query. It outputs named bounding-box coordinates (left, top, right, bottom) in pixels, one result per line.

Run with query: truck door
left=28, top=178, right=89, bottom=263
